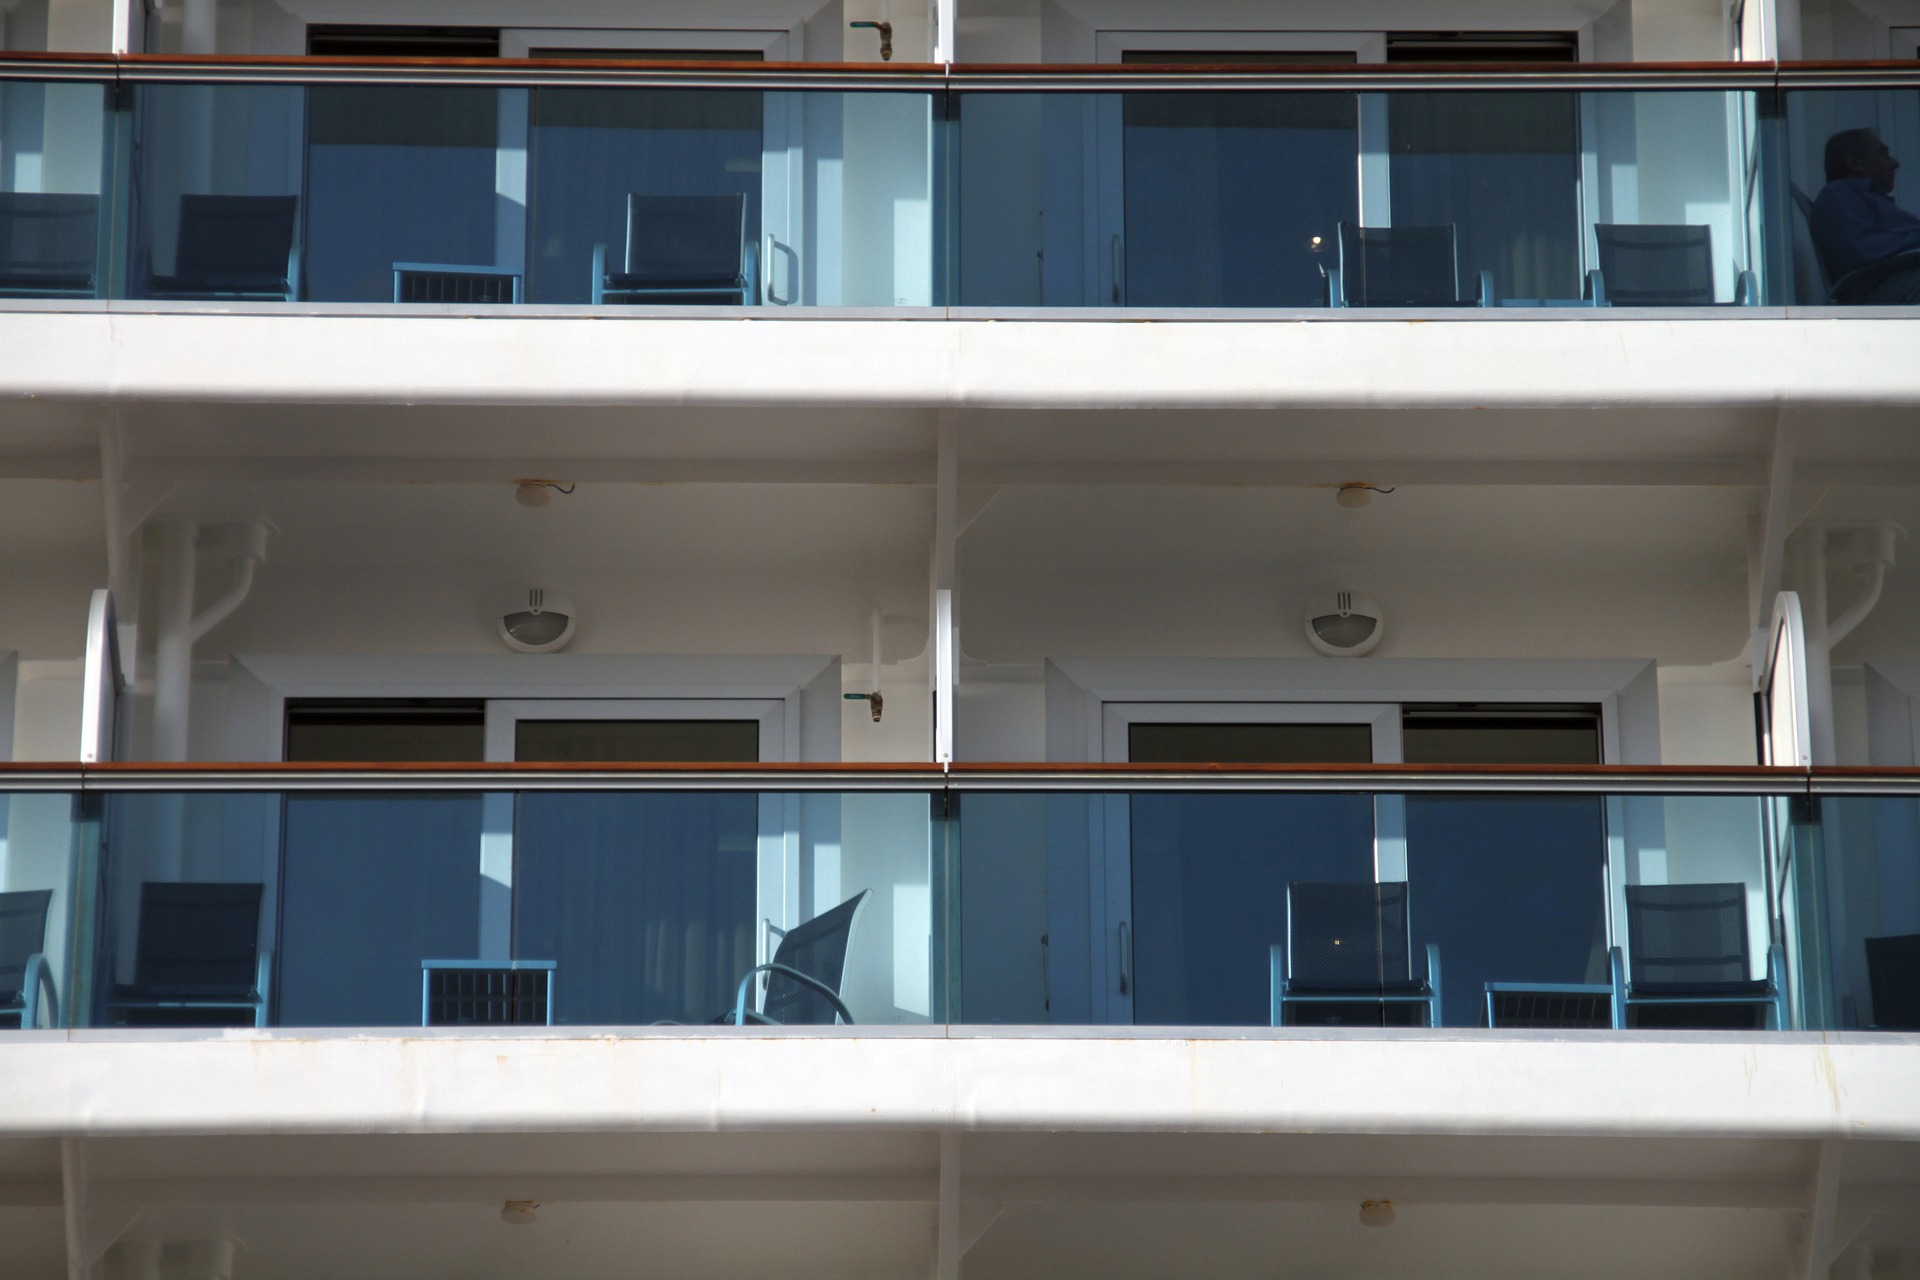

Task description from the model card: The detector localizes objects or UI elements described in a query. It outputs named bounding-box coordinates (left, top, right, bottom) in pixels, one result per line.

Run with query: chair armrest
left=591, top=243, right=608, bottom=305
left=1585, top=269, right=1608, bottom=307
left=1735, top=269, right=1758, bottom=306
left=1269, top=943, right=1285, bottom=1027
left=732, top=962, right=855, bottom=1027
left=254, top=948, right=274, bottom=1028
left=1425, top=942, right=1443, bottom=1027
left=22, top=952, right=57, bottom=1028
left=1608, top=945, right=1627, bottom=1029
left=1476, top=270, right=1496, bottom=308
left=1767, top=943, right=1789, bottom=1030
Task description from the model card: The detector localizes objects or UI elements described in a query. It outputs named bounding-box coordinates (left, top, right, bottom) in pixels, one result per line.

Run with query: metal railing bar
left=0, top=54, right=1915, bottom=91
left=0, top=760, right=1846, bottom=796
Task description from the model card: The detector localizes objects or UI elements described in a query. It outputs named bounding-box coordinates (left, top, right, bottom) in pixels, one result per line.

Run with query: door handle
left=1118, top=920, right=1132, bottom=996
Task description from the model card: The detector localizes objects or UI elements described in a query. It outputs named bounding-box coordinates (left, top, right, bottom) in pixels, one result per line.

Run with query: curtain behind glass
left=304, top=86, right=501, bottom=301
left=279, top=794, right=483, bottom=1025
left=526, top=88, right=762, bottom=303
left=1389, top=91, right=1580, bottom=301
left=1130, top=793, right=1376, bottom=1024
left=1123, top=93, right=1358, bottom=307
left=514, top=792, right=756, bottom=1024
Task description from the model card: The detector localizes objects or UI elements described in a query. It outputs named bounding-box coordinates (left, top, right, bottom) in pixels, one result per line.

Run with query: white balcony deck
left=2, top=308, right=1919, bottom=412
left=1, top=1030, right=1916, bottom=1280
left=3, top=1026, right=1917, bottom=1140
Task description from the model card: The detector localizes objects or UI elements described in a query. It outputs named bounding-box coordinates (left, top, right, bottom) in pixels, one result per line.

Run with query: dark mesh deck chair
left=1865, top=933, right=1920, bottom=1030
left=0, top=889, right=57, bottom=1029
left=728, top=889, right=871, bottom=1025
left=0, top=192, right=100, bottom=297
left=592, top=193, right=757, bottom=305
left=1270, top=881, right=1442, bottom=1027
left=145, top=194, right=300, bottom=301
left=1589, top=223, right=1756, bottom=306
left=108, top=882, right=271, bottom=1027
left=1609, top=882, right=1786, bottom=1029
left=1326, top=222, right=1490, bottom=307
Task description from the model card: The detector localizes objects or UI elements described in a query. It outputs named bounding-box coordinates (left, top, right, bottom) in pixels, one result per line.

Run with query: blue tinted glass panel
left=1124, top=93, right=1358, bottom=307
left=304, top=86, right=505, bottom=302
left=1130, top=793, right=1375, bottom=1024
left=1785, top=87, right=1920, bottom=305
left=525, top=89, right=762, bottom=304
left=513, top=792, right=756, bottom=1024
left=1388, top=92, right=1581, bottom=303
left=1406, top=795, right=1608, bottom=1027
left=130, top=84, right=303, bottom=300
left=279, top=793, right=483, bottom=1025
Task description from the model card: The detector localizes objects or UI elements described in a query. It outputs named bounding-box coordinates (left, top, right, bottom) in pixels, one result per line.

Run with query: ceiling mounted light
left=515, top=480, right=575, bottom=508
left=1358, top=1199, right=1396, bottom=1228
left=499, top=588, right=577, bottom=654
left=1305, top=590, right=1383, bottom=658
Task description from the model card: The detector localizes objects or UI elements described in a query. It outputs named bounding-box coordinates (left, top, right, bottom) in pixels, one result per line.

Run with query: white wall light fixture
left=1305, top=590, right=1384, bottom=657
left=499, top=589, right=577, bottom=654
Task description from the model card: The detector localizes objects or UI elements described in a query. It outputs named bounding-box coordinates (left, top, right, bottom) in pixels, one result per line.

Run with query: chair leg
left=1608, top=946, right=1628, bottom=1030
left=1269, top=944, right=1285, bottom=1027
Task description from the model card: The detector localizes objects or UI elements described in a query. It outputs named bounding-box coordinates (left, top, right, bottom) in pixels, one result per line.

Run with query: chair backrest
left=1286, top=881, right=1412, bottom=990
left=762, top=889, right=871, bottom=1024
left=1864, top=933, right=1920, bottom=1030
left=1624, top=882, right=1752, bottom=990
left=175, top=194, right=298, bottom=280
left=0, top=192, right=100, bottom=282
left=1788, top=183, right=1835, bottom=301
left=1593, top=223, right=1716, bottom=306
left=0, top=889, right=53, bottom=1001
left=133, top=881, right=264, bottom=996
left=623, top=193, right=747, bottom=282
left=1336, top=223, right=1460, bottom=307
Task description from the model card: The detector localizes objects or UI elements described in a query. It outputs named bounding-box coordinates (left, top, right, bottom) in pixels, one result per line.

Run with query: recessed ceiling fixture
left=1305, top=590, right=1384, bottom=658
left=499, top=588, right=577, bottom=654
left=1335, top=483, right=1395, bottom=509
left=1358, top=1199, right=1396, bottom=1228
left=515, top=479, right=575, bottom=508
left=500, top=1200, right=540, bottom=1225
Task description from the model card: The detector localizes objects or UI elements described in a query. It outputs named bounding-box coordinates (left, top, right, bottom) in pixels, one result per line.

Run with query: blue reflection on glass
left=1130, top=793, right=1375, bottom=1024
left=513, top=792, right=756, bottom=1024
left=1406, top=794, right=1607, bottom=1027
left=304, top=87, right=503, bottom=301
left=1388, top=92, right=1581, bottom=303
left=1123, top=94, right=1358, bottom=307
left=526, top=89, right=762, bottom=304
left=279, top=794, right=482, bottom=1025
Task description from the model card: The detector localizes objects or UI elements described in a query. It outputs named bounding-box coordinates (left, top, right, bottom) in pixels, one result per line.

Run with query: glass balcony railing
left=2, top=60, right=1916, bottom=311
left=3, top=764, right=1917, bottom=1033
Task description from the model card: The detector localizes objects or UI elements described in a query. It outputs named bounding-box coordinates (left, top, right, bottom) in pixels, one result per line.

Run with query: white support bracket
left=934, top=1131, right=961, bottom=1280
left=931, top=413, right=959, bottom=764
left=1791, top=1139, right=1842, bottom=1280
left=63, top=1139, right=141, bottom=1280
left=1751, top=411, right=1819, bottom=687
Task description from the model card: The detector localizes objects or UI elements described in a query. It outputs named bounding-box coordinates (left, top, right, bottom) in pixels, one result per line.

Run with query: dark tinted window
left=306, top=26, right=501, bottom=58
left=284, top=699, right=485, bottom=762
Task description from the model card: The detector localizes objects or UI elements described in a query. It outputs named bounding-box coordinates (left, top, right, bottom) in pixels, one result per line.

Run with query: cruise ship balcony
left=2, top=765, right=1915, bottom=1034
left=0, top=59, right=1917, bottom=314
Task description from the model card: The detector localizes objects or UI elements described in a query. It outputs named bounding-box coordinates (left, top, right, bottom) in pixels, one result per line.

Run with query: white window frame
left=223, top=653, right=838, bottom=966
left=1047, top=656, right=1657, bottom=1023
left=499, top=27, right=802, bottom=61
